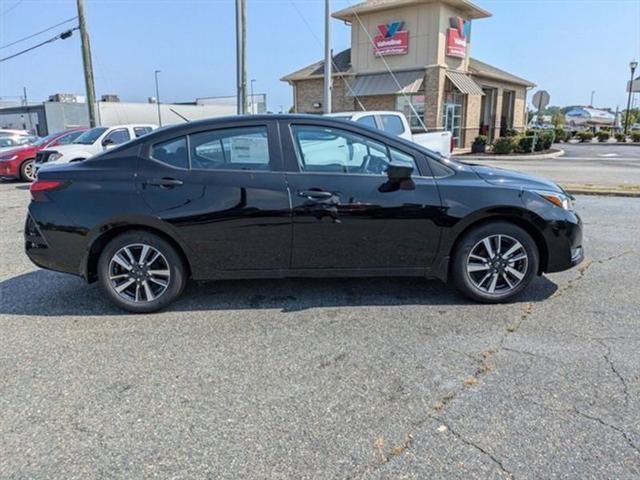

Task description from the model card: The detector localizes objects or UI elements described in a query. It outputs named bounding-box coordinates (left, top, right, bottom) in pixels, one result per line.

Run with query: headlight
left=533, top=189, right=575, bottom=211
left=0, top=154, right=18, bottom=162
left=48, top=152, right=63, bottom=162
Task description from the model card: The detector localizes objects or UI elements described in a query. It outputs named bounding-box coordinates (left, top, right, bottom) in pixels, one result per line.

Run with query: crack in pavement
left=593, top=338, right=630, bottom=407
left=437, top=417, right=514, bottom=479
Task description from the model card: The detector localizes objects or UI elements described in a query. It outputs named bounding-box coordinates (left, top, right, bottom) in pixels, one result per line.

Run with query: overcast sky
left=1, top=0, right=639, bottom=112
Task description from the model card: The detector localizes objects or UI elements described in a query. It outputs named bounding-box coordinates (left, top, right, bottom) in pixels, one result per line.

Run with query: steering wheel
left=362, top=154, right=389, bottom=175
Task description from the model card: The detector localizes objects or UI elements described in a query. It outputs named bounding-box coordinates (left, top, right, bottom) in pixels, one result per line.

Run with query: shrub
left=596, top=131, right=610, bottom=142
left=516, top=136, right=535, bottom=153
left=614, top=133, right=626, bottom=142
left=473, top=135, right=488, bottom=146
left=504, top=128, right=519, bottom=137
left=554, top=128, right=568, bottom=142
left=492, top=137, right=515, bottom=154
left=533, top=130, right=555, bottom=150
left=631, top=132, right=640, bottom=143
left=577, top=132, right=594, bottom=142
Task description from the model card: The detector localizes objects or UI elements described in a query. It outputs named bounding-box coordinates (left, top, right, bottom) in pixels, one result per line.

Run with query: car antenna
left=169, top=108, right=190, bottom=123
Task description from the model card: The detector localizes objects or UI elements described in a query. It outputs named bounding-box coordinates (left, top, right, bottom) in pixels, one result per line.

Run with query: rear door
left=280, top=119, right=443, bottom=272
left=138, top=120, right=291, bottom=278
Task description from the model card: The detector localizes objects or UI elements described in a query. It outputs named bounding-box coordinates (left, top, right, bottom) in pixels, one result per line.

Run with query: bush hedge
left=577, top=132, right=594, bottom=142
left=554, top=128, right=568, bottom=142
left=492, top=137, right=515, bottom=154
left=516, top=136, right=535, bottom=153
left=614, top=133, right=626, bottom=142
left=632, top=132, right=640, bottom=142
left=596, top=131, right=610, bottom=142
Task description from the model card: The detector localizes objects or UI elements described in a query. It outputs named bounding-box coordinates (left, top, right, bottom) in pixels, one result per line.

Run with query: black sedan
left=25, top=115, right=583, bottom=312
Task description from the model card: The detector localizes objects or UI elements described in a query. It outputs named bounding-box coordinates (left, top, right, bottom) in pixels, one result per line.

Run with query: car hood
left=0, top=144, right=35, bottom=157
left=468, top=164, right=562, bottom=192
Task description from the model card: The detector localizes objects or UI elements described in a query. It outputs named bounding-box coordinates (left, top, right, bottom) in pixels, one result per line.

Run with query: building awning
left=347, top=70, right=424, bottom=97
left=445, top=71, right=485, bottom=95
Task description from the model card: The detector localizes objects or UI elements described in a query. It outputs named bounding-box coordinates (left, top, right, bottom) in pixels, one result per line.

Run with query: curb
left=456, top=149, right=565, bottom=161
left=564, top=141, right=640, bottom=147
left=561, top=184, right=640, bottom=198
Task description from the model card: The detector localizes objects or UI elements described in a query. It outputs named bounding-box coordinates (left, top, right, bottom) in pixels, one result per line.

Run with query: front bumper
left=543, top=211, right=584, bottom=273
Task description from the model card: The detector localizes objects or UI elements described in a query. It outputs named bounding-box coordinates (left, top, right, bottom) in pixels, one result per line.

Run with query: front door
left=138, top=121, right=291, bottom=278
left=280, top=121, right=442, bottom=272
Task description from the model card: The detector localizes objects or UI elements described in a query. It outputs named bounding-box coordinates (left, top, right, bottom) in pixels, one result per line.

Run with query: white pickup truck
left=326, top=111, right=453, bottom=157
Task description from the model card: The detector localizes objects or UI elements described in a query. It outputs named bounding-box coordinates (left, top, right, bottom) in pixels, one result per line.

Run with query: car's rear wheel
left=452, top=222, right=539, bottom=303
left=20, top=159, right=35, bottom=182
left=97, top=231, right=186, bottom=313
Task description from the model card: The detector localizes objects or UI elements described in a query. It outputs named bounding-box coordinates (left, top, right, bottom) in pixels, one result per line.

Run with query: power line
left=0, top=0, right=24, bottom=16
left=0, top=16, right=78, bottom=49
left=0, top=28, right=78, bottom=63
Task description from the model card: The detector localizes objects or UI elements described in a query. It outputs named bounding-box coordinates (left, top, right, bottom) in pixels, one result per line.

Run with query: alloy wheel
left=108, top=243, right=171, bottom=303
left=23, top=160, right=35, bottom=181
left=466, top=234, right=528, bottom=294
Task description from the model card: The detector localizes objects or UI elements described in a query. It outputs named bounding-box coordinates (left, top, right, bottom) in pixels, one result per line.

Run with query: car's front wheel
left=451, top=222, right=539, bottom=303
left=97, top=231, right=187, bottom=313
left=20, top=159, right=35, bottom=182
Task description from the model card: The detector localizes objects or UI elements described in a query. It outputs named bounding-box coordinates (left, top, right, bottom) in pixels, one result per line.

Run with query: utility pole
left=590, top=90, right=595, bottom=107
left=76, top=0, right=97, bottom=127
left=154, top=70, right=162, bottom=126
left=250, top=79, right=256, bottom=114
left=624, top=60, right=638, bottom=135
left=235, top=0, right=247, bottom=115
left=23, top=87, right=33, bottom=133
left=323, top=0, right=332, bottom=114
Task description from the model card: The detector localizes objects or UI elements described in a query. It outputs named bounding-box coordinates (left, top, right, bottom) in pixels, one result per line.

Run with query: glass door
left=443, top=93, right=463, bottom=148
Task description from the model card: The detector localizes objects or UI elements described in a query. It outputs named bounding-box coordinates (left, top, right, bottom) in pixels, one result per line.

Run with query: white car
left=36, top=124, right=156, bottom=167
left=0, top=128, right=31, bottom=137
left=326, top=111, right=453, bottom=157
left=0, top=134, right=38, bottom=153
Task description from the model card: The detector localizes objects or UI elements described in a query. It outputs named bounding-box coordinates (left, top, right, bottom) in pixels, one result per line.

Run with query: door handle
left=297, top=190, right=333, bottom=200
left=145, top=177, right=184, bottom=188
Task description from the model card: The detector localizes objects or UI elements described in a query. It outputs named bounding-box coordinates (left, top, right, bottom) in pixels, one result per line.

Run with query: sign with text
left=446, top=17, right=470, bottom=58
left=374, top=22, right=409, bottom=56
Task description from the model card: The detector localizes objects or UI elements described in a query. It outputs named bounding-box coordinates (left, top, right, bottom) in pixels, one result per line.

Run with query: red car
left=0, top=128, right=87, bottom=182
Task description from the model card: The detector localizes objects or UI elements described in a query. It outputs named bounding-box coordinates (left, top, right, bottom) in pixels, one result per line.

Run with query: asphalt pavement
left=456, top=143, right=640, bottom=187
left=1, top=181, right=639, bottom=479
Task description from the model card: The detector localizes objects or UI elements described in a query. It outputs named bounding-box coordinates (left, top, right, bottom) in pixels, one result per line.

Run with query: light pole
left=624, top=60, right=638, bottom=135
left=590, top=90, right=595, bottom=107
left=250, top=78, right=256, bottom=114
left=154, top=70, right=162, bottom=127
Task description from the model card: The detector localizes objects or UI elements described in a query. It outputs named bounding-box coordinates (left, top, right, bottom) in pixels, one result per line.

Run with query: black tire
left=97, top=230, right=187, bottom=313
left=451, top=221, right=539, bottom=303
left=20, top=158, right=35, bottom=182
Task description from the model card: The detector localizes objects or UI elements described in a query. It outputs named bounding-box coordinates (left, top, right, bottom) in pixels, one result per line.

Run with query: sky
left=1, top=0, right=639, bottom=112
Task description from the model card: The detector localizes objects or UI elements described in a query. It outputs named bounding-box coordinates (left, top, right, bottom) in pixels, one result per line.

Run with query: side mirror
left=102, top=138, right=115, bottom=148
left=386, top=161, right=413, bottom=181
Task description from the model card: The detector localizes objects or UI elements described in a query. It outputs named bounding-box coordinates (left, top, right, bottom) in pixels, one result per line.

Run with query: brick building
left=281, top=0, right=535, bottom=149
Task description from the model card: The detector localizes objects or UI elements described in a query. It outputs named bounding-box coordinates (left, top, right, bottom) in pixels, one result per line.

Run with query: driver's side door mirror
left=386, top=161, right=414, bottom=181
left=102, top=137, right=115, bottom=149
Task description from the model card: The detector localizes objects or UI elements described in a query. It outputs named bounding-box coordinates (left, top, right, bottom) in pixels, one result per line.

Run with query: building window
left=500, top=90, right=516, bottom=137
left=396, top=94, right=425, bottom=130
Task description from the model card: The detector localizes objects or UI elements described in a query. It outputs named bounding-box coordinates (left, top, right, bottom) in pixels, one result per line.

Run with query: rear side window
left=151, top=137, right=189, bottom=169
left=355, top=115, right=377, bottom=129
left=380, top=115, right=405, bottom=135
left=134, top=127, right=153, bottom=137
left=190, top=126, right=270, bottom=171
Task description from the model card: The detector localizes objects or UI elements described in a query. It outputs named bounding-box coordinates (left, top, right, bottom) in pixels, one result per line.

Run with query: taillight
left=30, top=180, right=66, bottom=200
left=30, top=180, right=64, bottom=193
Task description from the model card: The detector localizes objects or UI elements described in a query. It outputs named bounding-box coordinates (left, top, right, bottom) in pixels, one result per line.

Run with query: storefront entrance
left=443, top=91, right=464, bottom=148
left=480, top=87, right=497, bottom=141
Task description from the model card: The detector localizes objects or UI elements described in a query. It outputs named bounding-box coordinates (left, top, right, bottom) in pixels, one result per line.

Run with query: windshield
left=73, top=127, right=108, bottom=145
left=32, top=133, right=58, bottom=147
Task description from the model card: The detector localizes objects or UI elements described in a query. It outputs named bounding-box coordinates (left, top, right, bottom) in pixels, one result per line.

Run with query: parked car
left=25, top=115, right=583, bottom=313
left=0, top=128, right=86, bottom=181
left=0, top=128, right=30, bottom=136
left=0, top=134, right=38, bottom=153
left=326, top=111, right=453, bottom=157
left=36, top=124, right=156, bottom=168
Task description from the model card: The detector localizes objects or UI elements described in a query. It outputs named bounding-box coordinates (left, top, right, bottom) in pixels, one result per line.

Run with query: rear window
left=134, top=127, right=153, bottom=138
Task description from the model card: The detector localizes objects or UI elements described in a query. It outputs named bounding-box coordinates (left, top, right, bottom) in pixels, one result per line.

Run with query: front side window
left=291, top=125, right=416, bottom=175
left=134, top=127, right=153, bottom=138
left=151, top=136, right=189, bottom=169
left=104, top=128, right=131, bottom=145
left=74, top=127, right=108, bottom=144
left=355, top=115, right=377, bottom=129
left=380, top=115, right=405, bottom=135
left=190, top=126, right=270, bottom=171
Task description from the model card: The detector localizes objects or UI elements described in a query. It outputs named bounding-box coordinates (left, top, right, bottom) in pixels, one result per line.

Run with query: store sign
left=374, top=21, right=409, bottom=56
left=446, top=17, right=470, bottom=58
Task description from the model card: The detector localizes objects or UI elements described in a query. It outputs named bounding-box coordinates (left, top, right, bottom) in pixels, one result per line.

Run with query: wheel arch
left=447, top=211, right=549, bottom=276
left=83, top=223, right=192, bottom=283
